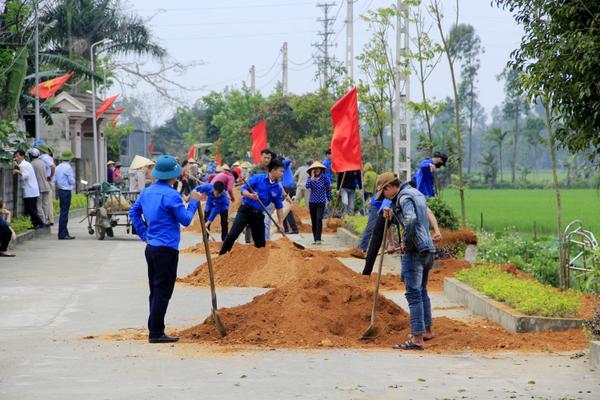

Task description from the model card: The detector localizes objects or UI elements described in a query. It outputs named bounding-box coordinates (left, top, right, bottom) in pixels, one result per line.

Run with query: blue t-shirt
left=194, top=183, right=230, bottom=222
left=322, top=158, right=332, bottom=184
left=413, top=158, right=435, bottom=197
left=129, top=180, right=199, bottom=250
left=241, top=174, right=284, bottom=211
left=282, top=159, right=295, bottom=188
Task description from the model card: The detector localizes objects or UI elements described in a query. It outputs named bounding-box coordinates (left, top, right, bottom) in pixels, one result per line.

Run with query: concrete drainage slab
left=444, top=277, right=584, bottom=333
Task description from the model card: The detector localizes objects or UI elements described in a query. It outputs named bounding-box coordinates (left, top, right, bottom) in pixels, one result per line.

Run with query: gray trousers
left=36, top=191, right=52, bottom=224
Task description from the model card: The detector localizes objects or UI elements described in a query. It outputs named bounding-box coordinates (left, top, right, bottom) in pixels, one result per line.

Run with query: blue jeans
left=58, top=189, right=71, bottom=239
left=358, top=203, right=379, bottom=252
left=402, top=252, right=434, bottom=335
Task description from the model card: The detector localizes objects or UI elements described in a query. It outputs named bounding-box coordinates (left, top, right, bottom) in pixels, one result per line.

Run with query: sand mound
left=179, top=276, right=410, bottom=347
left=436, top=229, right=478, bottom=259
left=178, top=276, right=587, bottom=351
left=291, top=202, right=310, bottom=219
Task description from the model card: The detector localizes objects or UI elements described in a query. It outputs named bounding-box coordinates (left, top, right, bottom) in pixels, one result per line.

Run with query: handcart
left=82, top=182, right=140, bottom=240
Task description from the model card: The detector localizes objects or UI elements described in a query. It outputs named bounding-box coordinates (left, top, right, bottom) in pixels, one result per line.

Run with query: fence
left=0, top=166, right=24, bottom=217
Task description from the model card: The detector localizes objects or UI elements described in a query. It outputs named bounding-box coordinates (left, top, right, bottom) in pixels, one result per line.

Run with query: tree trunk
left=511, top=102, right=519, bottom=183
left=467, top=81, right=474, bottom=174
left=544, top=100, right=565, bottom=288
left=499, top=145, right=503, bottom=182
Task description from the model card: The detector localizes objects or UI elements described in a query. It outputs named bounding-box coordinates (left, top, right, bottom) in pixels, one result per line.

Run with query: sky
left=119, top=0, right=524, bottom=125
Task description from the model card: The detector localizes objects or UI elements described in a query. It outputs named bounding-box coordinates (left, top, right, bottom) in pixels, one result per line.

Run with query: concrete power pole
left=250, top=65, right=256, bottom=94
left=394, top=0, right=411, bottom=181
left=34, top=0, right=40, bottom=141
left=345, top=0, right=354, bottom=80
left=282, top=42, right=288, bottom=95
left=314, top=2, right=336, bottom=91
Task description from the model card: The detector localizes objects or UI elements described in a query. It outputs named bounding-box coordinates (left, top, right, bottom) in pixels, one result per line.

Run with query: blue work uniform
left=413, top=158, right=436, bottom=197
left=194, top=183, right=230, bottom=241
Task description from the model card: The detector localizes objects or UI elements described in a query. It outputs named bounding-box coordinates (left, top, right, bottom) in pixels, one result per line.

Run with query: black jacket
left=336, top=170, right=362, bottom=191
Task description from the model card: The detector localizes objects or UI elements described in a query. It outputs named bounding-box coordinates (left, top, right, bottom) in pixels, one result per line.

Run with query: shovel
left=196, top=207, right=227, bottom=337
left=361, top=217, right=390, bottom=340
left=239, top=176, right=305, bottom=250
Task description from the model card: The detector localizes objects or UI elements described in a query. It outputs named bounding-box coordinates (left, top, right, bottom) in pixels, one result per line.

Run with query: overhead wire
left=138, top=2, right=316, bottom=12
left=153, top=16, right=313, bottom=28
left=160, top=30, right=317, bottom=41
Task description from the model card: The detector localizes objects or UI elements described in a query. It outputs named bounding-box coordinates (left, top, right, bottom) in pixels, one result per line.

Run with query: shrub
left=53, top=193, right=87, bottom=215
left=584, top=300, right=600, bottom=340
left=344, top=215, right=368, bottom=236
left=11, top=216, right=32, bottom=234
left=456, top=265, right=582, bottom=318
left=427, top=196, right=459, bottom=231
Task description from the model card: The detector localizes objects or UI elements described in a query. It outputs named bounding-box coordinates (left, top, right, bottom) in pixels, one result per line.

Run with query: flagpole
left=34, top=0, right=40, bottom=142
left=90, top=38, right=113, bottom=183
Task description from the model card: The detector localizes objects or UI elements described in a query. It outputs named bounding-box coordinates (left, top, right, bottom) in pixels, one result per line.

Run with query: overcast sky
left=118, top=0, right=523, bottom=124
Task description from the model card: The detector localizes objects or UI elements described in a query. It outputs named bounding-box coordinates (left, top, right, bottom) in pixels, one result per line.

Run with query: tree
left=479, top=150, right=498, bottom=189
left=429, top=0, right=466, bottom=227
left=493, top=0, right=600, bottom=161
left=486, top=127, right=509, bottom=182
left=449, top=23, right=484, bottom=175
left=105, top=123, right=132, bottom=161
left=498, top=66, right=529, bottom=183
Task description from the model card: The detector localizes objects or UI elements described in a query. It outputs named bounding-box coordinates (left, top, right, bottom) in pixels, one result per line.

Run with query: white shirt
left=17, top=160, right=40, bottom=198
left=54, top=162, right=76, bottom=190
left=39, top=153, right=54, bottom=178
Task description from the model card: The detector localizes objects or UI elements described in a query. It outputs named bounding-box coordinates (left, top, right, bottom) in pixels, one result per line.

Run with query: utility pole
left=250, top=65, right=256, bottom=94
left=282, top=42, right=288, bottom=95
left=394, top=0, right=411, bottom=180
left=346, top=0, right=354, bottom=80
left=313, top=2, right=336, bottom=92
left=34, top=0, right=40, bottom=142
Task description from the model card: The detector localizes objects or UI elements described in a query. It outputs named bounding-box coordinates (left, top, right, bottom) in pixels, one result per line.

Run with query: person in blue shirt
left=305, top=161, right=332, bottom=244
left=322, top=149, right=333, bottom=184
left=412, top=151, right=448, bottom=198
left=194, top=181, right=230, bottom=241
left=219, top=159, right=285, bottom=255
left=281, top=158, right=298, bottom=234
left=129, top=155, right=202, bottom=344
left=54, top=150, right=76, bottom=240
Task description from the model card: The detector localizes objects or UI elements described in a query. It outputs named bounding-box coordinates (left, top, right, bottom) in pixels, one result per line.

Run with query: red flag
left=29, top=72, right=74, bottom=99
left=251, top=119, right=267, bottom=164
left=187, top=144, right=195, bottom=161
left=96, top=95, right=118, bottom=118
left=330, top=87, right=362, bottom=172
left=147, top=143, right=153, bottom=155
left=215, top=153, right=222, bottom=166
left=114, top=107, right=125, bottom=114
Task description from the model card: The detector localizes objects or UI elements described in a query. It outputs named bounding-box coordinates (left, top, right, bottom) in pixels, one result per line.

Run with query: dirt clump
left=427, top=259, right=472, bottom=292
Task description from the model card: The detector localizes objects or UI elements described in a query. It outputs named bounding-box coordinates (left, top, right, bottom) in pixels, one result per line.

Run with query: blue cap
left=151, top=155, right=182, bottom=180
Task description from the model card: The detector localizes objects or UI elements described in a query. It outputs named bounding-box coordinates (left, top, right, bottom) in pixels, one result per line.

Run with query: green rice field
left=442, top=188, right=600, bottom=236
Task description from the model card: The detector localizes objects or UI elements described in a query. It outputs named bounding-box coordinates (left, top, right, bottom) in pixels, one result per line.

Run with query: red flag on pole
left=215, top=153, right=222, bottom=166
left=187, top=144, right=195, bottom=161
left=330, top=87, right=362, bottom=172
left=251, top=119, right=267, bottom=164
left=147, top=143, right=153, bottom=155
left=96, top=95, right=118, bottom=118
left=29, top=72, right=74, bottom=99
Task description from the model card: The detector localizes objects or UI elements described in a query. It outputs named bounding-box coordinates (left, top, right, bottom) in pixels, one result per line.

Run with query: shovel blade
left=212, top=309, right=227, bottom=337
left=360, top=324, right=382, bottom=340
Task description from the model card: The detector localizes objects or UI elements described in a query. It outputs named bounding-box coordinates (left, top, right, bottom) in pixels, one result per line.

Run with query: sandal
left=0, top=253, right=16, bottom=257
left=393, top=339, right=425, bottom=350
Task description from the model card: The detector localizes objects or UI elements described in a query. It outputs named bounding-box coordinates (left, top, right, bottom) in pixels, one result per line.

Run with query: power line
left=256, top=52, right=282, bottom=78
left=161, top=30, right=317, bottom=41
left=153, top=17, right=313, bottom=28
left=139, top=2, right=316, bottom=12
left=289, top=57, right=313, bottom=66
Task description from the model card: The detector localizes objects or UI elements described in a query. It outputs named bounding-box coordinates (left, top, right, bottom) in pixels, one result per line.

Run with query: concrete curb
left=13, top=208, right=87, bottom=246
left=591, top=341, right=600, bottom=370
left=336, top=227, right=360, bottom=248
left=444, top=277, right=584, bottom=333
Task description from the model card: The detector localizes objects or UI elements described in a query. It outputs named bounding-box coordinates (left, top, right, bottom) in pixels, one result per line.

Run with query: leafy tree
left=493, top=0, right=600, bottom=160
left=105, top=122, right=132, bottom=161
left=479, top=150, right=498, bottom=189
left=486, top=127, right=509, bottom=182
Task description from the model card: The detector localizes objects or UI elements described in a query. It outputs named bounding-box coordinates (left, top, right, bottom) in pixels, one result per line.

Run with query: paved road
left=1, top=220, right=598, bottom=399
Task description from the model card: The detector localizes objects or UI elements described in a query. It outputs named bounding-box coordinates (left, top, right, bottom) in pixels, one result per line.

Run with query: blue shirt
left=129, top=180, right=199, bottom=250
left=282, top=159, right=295, bottom=188
left=322, top=158, right=332, bottom=184
left=306, top=175, right=332, bottom=204
left=194, top=183, right=230, bottom=222
left=413, top=158, right=435, bottom=197
left=54, top=162, right=75, bottom=190
left=241, top=173, right=284, bottom=211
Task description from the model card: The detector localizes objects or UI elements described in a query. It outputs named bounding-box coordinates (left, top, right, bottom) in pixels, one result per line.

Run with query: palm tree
left=487, top=127, right=509, bottom=183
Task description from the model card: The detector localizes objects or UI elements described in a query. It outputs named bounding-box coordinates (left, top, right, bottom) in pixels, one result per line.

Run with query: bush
left=53, top=193, right=87, bottom=215
left=427, top=196, right=459, bottom=231
left=584, top=300, right=600, bottom=340
left=456, top=265, right=582, bottom=318
left=344, top=215, right=368, bottom=236
left=11, top=216, right=32, bottom=234
left=477, top=231, right=560, bottom=287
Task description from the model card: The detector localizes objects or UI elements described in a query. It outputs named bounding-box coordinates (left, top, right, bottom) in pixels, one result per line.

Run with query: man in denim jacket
left=377, top=172, right=441, bottom=350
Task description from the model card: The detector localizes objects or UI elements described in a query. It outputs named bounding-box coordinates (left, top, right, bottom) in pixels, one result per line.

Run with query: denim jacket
left=392, top=183, right=436, bottom=254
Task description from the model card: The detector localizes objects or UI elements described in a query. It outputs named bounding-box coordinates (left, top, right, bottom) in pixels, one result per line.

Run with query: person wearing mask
left=37, top=143, right=56, bottom=225
left=129, top=155, right=202, bottom=344
left=107, top=161, right=115, bottom=183
left=336, top=170, right=362, bottom=216
left=29, top=148, right=52, bottom=226
left=220, top=159, right=285, bottom=254
left=54, top=150, right=76, bottom=240
left=194, top=181, right=230, bottom=241
left=13, top=150, right=43, bottom=229
left=294, top=160, right=311, bottom=206
left=413, top=151, right=448, bottom=198
left=378, top=173, right=441, bottom=350
left=0, top=199, right=17, bottom=257
left=305, top=161, right=332, bottom=245
left=113, top=163, right=124, bottom=186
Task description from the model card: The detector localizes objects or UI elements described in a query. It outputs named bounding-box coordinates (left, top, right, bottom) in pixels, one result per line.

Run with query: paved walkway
left=1, top=220, right=598, bottom=399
